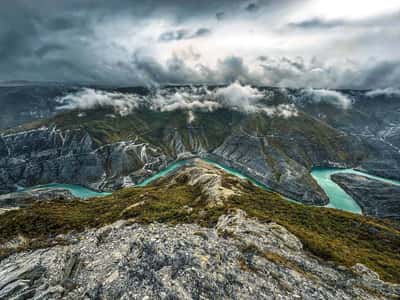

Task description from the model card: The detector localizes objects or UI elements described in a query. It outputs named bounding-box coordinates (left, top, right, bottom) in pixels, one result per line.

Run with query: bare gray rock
left=0, top=127, right=169, bottom=193
left=331, top=173, right=400, bottom=220
left=0, top=188, right=75, bottom=211
left=0, top=210, right=398, bottom=299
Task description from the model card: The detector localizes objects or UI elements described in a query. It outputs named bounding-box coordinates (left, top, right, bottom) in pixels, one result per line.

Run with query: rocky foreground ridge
left=1, top=210, right=399, bottom=300
left=0, top=161, right=400, bottom=299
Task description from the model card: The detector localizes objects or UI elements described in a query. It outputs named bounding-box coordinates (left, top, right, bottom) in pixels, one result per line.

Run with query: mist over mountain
left=1, top=1, right=400, bottom=299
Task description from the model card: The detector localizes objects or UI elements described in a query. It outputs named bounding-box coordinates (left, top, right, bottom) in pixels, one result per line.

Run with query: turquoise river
left=22, top=159, right=400, bottom=215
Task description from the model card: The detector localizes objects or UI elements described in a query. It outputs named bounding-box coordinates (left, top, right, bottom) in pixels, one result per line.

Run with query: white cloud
left=366, top=87, right=400, bottom=98
left=150, top=88, right=221, bottom=112
left=54, top=82, right=299, bottom=118
left=56, top=88, right=143, bottom=116
left=213, top=81, right=264, bottom=112
left=187, top=110, right=195, bottom=123
left=297, top=88, right=352, bottom=109
left=290, top=0, right=400, bottom=21
left=262, top=103, right=298, bottom=118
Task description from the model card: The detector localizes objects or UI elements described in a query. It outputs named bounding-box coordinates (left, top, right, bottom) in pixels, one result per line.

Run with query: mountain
left=0, top=160, right=399, bottom=299
left=0, top=85, right=80, bottom=129
left=297, top=89, right=400, bottom=180
left=2, top=85, right=400, bottom=207
left=332, top=173, right=400, bottom=220
left=0, top=103, right=367, bottom=205
left=0, top=85, right=400, bottom=209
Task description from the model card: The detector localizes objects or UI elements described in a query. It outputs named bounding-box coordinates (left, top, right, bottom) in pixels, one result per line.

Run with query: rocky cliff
left=0, top=106, right=366, bottom=205
left=0, top=162, right=399, bottom=299
left=0, top=126, right=169, bottom=193
left=331, top=173, right=400, bottom=220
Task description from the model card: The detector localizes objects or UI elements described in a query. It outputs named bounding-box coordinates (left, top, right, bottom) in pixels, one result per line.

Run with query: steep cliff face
left=209, top=135, right=327, bottom=204
left=0, top=127, right=169, bottom=193
left=331, top=173, right=400, bottom=220
left=300, top=91, right=400, bottom=181
left=0, top=107, right=366, bottom=205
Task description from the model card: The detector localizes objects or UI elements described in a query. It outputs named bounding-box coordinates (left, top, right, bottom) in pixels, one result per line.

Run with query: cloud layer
left=297, top=88, right=352, bottom=109
left=1, top=1, right=400, bottom=89
left=366, top=87, right=400, bottom=98
left=56, top=82, right=299, bottom=118
left=56, top=89, right=142, bottom=116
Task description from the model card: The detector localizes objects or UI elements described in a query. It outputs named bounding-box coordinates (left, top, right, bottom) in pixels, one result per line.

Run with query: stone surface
left=0, top=125, right=333, bottom=205
left=1, top=210, right=398, bottom=299
left=331, top=173, right=400, bottom=220
left=0, top=127, right=169, bottom=193
left=0, top=188, right=75, bottom=211
left=2, top=85, right=400, bottom=207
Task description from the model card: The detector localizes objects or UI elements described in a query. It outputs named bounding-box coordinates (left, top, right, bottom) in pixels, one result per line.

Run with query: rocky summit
left=0, top=161, right=400, bottom=299
left=1, top=210, right=399, bottom=300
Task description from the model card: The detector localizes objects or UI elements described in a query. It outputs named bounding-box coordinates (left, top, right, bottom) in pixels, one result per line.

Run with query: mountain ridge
left=0, top=160, right=399, bottom=299
left=0, top=107, right=364, bottom=205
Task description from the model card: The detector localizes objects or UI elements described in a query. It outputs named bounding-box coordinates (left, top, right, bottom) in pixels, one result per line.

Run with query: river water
left=22, top=160, right=400, bottom=215
left=311, top=167, right=400, bottom=214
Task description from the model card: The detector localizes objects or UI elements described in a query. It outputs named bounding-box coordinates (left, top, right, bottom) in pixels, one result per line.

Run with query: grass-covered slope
left=8, top=106, right=367, bottom=166
left=0, top=163, right=399, bottom=283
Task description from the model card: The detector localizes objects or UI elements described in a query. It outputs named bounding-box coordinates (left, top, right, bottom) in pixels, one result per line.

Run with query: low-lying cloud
left=262, top=104, right=298, bottom=118
left=213, top=81, right=264, bottom=112
left=366, top=87, right=400, bottom=98
left=150, top=88, right=220, bottom=112
left=56, top=88, right=142, bottom=116
left=55, top=82, right=298, bottom=118
left=297, top=88, right=352, bottom=109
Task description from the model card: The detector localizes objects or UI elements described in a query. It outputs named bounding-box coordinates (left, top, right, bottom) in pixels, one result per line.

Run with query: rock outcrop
left=0, top=121, right=350, bottom=205
left=1, top=210, right=398, bottom=299
left=331, top=173, right=400, bottom=220
left=0, top=94, right=382, bottom=206
left=0, top=188, right=75, bottom=213
left=166, top=159, right=239, bottom=207
left=0, top=127, right=169, bottom=193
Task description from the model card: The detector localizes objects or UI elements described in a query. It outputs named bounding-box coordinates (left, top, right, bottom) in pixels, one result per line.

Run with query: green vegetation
left=242, top=111, right=366, bottom=167
left=1, top=172, right=400, bottom=283
left=6, top=104, right=365, bottom=165
left=10, top=107, right=238, bottom=155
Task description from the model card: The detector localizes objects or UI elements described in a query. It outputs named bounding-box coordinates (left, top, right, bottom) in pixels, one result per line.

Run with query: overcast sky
left=1, top=0, right=400, bottom=88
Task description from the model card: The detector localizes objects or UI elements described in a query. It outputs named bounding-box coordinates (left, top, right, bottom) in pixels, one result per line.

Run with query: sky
left=1, top=0, right=400, bottom=89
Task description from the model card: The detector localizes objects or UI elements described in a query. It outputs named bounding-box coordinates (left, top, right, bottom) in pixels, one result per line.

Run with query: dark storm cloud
left=259, top=56, right=400, bottom=89
left=0, top=0, right=399, bottom=89
left=288, top=18, right=344, bottom=29
left=359, top=61, right=400, bottom=88
left=195, top=28, right=212, bottom=37
left=159, top=30, right=188, bottom=42
left=216, top=12, right=225, bottom=21
left=287, top=11, right=400, bottom=30
left=245, top=3, right=260, bottom=12
left=0, top=0, right=253, bottom=83
left=34, top=44, right=66, bottom=58
left=45, top=17, right=79, bottom=31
